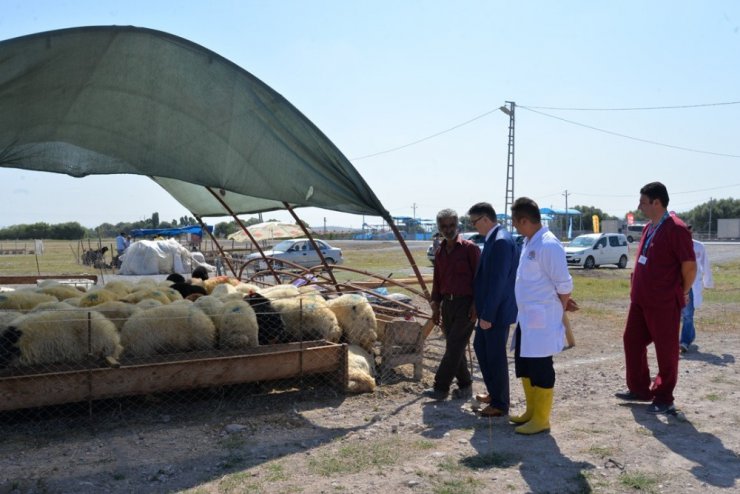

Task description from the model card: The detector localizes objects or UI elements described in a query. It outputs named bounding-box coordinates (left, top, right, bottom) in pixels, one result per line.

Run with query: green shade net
left=0, top=26, right=390, bottom=220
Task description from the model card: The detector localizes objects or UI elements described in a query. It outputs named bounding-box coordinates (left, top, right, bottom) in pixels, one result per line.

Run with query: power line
left=349, top=99, right=740, bottom=162
left=350, top=108, right=500, bottom=161
left=523, top=101, right=740, bottom=111
left=519, top=106, right=740, bottom=159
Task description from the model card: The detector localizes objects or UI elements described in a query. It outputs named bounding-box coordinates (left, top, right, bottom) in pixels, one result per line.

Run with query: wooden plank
left=0, top=275, right=98, bottom=285
left=0, top=341, right=345, bottom=412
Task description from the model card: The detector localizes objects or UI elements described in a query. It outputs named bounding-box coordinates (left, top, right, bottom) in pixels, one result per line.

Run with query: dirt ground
left=0, top=245, right=739, bottom=494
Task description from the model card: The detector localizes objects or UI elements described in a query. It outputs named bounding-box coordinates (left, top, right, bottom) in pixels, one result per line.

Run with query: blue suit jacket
left=474, top=224, right=519, bottom=327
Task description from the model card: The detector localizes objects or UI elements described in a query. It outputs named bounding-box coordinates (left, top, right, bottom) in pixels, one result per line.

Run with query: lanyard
left=642, top=212, right=670, bottom=256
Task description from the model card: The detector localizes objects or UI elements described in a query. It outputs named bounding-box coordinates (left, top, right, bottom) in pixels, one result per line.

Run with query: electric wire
left=519, top=106, right=740, bottom=159
left=522, top=101, right=740, bottom=111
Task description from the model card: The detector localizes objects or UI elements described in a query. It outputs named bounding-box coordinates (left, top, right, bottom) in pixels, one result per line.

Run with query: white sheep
left=122, top=288, right=175, bottom=305
left=35, top=283, right=86, bottom=301
left=261, top=284, right=300, bottom=300
left=90, top=301, right=141, bottom=331
left=210, top=283, right=238, bottom=298
left=78, top=288, right=120, bottom=307
left=102, top=280, right=136, bottom=298
left=135, top=298, right=163, bottom=310
left=120, top=303, right=216, bottom=357
left=347, top=344, right=376, bottom=394
left=327, top=294, right=378, bottom=353
left=216, top=300, right=259, bottom=349
left=271, top=296, right=342, bottom=343
left=234, top=282, right=262, bottom=295
left=0, top=291, right=58, bottom=311
left=0, top=309, right=123, bottom=368
left=192, top=295, right=225, bottom=324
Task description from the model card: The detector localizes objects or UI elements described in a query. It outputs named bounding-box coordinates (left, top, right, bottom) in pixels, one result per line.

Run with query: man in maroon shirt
left=424, top=208, right=481, bottom=400
left=617, top=182, right=696, bottom=414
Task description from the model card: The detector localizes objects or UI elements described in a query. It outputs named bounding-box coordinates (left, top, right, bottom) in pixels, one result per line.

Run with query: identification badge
left=638, top=255, right=647, bottom=265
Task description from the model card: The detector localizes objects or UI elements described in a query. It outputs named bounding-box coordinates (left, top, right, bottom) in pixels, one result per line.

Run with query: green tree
left=572, top=205, right=619, bottom=231
left=150, top=212, right=160, bottom=229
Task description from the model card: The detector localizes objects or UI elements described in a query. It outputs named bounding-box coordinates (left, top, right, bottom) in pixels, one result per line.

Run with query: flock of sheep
left=0, top=276, right=382, bottom=394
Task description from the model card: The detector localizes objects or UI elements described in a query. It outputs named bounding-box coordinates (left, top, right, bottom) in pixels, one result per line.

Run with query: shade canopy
left=0, top=26, right=390, bottom=220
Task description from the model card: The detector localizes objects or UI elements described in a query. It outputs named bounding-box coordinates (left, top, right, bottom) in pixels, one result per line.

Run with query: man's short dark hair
left=640, top=182, right=670, bottom=208
left=511, top=197, right=541, bottom=223
left=467, top=202, right=497, bottom=222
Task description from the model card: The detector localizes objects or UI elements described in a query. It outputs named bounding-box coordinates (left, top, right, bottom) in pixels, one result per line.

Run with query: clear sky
left=1, top=1, right=739, bottom=229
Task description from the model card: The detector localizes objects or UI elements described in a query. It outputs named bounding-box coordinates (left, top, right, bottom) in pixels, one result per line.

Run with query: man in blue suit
left=468, top=202, right=519, bottom=417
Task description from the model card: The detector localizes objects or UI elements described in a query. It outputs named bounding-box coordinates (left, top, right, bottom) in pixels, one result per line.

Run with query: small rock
left=407, top=480, right=420, bottom=487
left=224, top=424, right=247, bottom=433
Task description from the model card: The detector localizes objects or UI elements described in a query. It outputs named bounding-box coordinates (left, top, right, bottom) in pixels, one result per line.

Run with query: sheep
left=78, top=288, right=120, bottom=308
left=270, top=296, right=342, bottom=343
left=244, top=291, right=289, bottom=345
left=102, top=280, right=136, bottom=298
left=121, top=286, right=182, bottom=304
left=0, top=309, right=122, bottom=368
left=0, top=310, right=22, bottom=329
left=260, top=284, right=300, bottom=300
left=169, top=282, right=207, bottom=299
left=211, top=282, right=237, bottom=298
left=29, top=301, right=77, bottom=313
left=36, top=283, right=86, bottom=301
left=90, top=301, right=141, bottom=331
left=192, top=295, right=224, bottom=324
left=327, top=294, right=378, bottom=353
left=0, top=291, right=58, bottom=311
left=120, top=303, right=216, bottom=358
left=216, top=300, right=259, bottom=349
left=202, top=276, right=239, bottom=295
left=135, top=298, right=163, bottom=310
left=234, top=282, right=262, bottom=295
left=347, top=344, right=376, bottom=394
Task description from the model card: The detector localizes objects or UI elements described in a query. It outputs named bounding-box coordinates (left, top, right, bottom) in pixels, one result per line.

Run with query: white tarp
left=119, top=239, right=193, bottom=275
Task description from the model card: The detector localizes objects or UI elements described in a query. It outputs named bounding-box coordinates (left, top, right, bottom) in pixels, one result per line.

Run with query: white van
left=623, top=224, right=646, bottom=243
left=565, top=233, right=629, bottom=269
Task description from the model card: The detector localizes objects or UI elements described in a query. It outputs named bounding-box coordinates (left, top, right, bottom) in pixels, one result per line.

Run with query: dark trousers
left=624, top=301, right=680, bottom=404
left=473, top=322, right=511, bottom=411
left=434, top=297, right=475, bottom=392
left=513, top=325, right=555, bottom=389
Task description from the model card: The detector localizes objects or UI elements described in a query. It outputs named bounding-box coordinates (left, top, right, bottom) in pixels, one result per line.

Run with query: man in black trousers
left=424, top=208, right=481, bottom=400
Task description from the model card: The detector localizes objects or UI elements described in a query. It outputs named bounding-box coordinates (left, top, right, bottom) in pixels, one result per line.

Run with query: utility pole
left=563, top=189, right=570, bottom=239
left=411, top=203, right=417, bottom=219
left=708, top=197, right=713, bottom=239
left=500, top=102, right=516, bottom=230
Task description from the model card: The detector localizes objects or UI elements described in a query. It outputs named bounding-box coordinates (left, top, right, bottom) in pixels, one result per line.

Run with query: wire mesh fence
left=0, top=275, right=436, bottom=424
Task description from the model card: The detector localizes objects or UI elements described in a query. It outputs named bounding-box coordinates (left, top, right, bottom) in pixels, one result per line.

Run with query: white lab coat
left=691, top=240, right=713, bottom=309
left=515, top=227, right=574, bottom=357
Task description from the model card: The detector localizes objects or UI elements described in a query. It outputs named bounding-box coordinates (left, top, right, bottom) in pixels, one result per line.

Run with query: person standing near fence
left=617, top=181, right=696, bottom=414
left=116, top=232, right=127, bottom=257
left=680, top=224, right=713, bottom=353
left=509, top=197, right=573, bottom=434
left=424, top=208, right=480, bottom=401
left=468, top=202, right=519, bottom=417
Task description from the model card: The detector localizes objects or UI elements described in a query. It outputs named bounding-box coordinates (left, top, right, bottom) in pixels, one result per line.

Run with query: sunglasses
left=470, top=216, right=484, bottom=226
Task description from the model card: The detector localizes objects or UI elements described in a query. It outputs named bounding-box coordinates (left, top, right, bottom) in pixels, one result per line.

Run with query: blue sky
left=1, top=1, right=739, bottom=229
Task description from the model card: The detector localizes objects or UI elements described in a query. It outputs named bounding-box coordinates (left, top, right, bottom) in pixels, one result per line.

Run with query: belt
left=442, top=294, right=471, bottom=301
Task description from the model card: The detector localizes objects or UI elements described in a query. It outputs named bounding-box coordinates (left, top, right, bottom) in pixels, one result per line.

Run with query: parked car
left=564, top=233, right=629, bottom=269
left=623, top=224, right=646, bottom=243
left=426, top=232, right=486, bottom=264
left=245, top=238, right=342, bottom=268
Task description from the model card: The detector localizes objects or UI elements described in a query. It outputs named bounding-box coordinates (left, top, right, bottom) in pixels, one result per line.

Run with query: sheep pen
left=0, top=242, right=738, bottom=494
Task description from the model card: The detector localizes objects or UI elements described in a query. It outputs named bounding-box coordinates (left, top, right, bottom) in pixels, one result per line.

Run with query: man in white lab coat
left=509, top=197, right=575, bottom=435
left=680, top=225, right=714, bottom=353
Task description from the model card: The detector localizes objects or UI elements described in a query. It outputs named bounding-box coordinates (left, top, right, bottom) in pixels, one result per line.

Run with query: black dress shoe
left=614, top=390, right=652, bottom=402
left=423, top=388, right=448, bottom=401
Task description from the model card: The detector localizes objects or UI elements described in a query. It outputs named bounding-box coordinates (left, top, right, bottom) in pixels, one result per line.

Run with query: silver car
left=246, top=238, right=343, bottom=268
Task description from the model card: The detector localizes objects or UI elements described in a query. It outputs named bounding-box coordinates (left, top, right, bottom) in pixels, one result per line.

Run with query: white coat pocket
left=524, top=305, right=546, bottom=330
